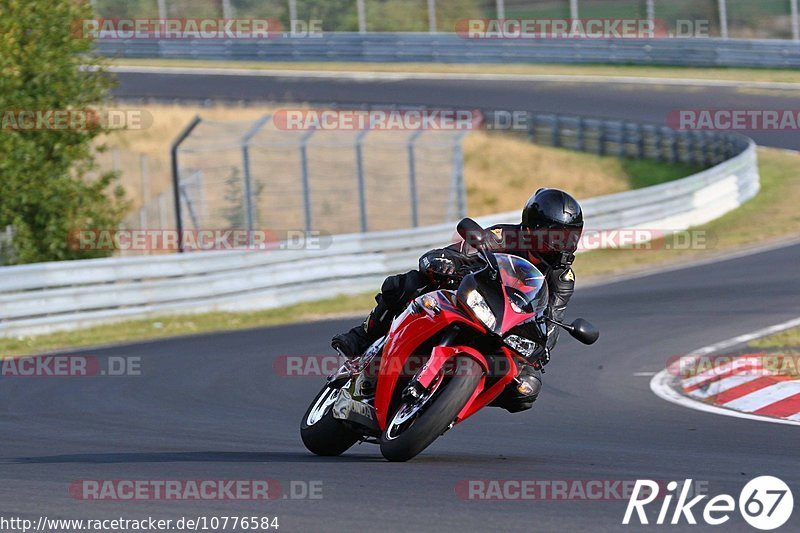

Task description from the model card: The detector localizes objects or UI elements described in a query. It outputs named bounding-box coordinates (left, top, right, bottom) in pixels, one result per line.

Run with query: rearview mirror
left=568, top=318, right=599, bottom=345
left=457, top=218, right=488, bottom=249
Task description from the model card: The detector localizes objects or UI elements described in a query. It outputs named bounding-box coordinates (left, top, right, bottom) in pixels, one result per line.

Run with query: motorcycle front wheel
left=379, top=356, right=482, bottom=462
left=300, top=384, right=360, bottom=456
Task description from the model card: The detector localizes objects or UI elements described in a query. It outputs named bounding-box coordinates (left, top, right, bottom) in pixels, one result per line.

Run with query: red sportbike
left=301, top=218, right=598, bottom=461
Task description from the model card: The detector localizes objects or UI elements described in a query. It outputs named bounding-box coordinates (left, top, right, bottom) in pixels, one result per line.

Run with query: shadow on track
left=0, top=450, right=538, bottom=465
left=0, top=451, right=386, bottom=465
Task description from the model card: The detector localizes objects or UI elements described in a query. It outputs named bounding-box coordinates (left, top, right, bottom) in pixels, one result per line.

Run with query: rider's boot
left=331, top=299, right=393, bottom=358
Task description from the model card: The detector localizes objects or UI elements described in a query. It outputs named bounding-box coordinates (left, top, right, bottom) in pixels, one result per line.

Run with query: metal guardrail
left=96, top=33, right=800, bottom=68
left=0, top=117, right=757, bottom=338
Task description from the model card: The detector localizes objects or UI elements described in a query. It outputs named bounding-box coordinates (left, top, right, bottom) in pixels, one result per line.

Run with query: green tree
left=0, top=0, right=127, bottom=264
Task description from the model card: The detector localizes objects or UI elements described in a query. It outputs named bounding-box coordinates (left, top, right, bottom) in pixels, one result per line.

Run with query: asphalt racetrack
left=1, top=242, right=799, bottom=531
left=112, top=70, right=800, bottom=150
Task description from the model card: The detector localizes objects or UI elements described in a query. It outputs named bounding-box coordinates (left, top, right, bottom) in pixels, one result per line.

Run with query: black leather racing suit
left=367, top=224, right=577, bottom=412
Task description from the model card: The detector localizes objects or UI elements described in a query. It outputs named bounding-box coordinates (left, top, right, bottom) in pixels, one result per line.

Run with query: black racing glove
left=419, top=249, right=471, bottom=287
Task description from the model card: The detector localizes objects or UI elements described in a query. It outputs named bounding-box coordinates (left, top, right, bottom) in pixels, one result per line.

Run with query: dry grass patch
left=102, top=103, right=700, bottom=218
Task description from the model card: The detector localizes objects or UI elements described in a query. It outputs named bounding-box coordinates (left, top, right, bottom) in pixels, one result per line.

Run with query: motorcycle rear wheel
left=380, top=356, right=482, bottom=462
left=301, top=384, right=360, bottom=456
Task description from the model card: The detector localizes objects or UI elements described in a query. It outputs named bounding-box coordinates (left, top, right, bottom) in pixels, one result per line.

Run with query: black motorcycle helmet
left=521, top=188, right=584, bottom=267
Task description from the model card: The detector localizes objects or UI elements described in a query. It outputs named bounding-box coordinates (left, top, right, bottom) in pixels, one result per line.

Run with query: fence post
left=357, top=0, right=366, bottom=33
left=451, top=131, right=468, bottom=220
left=157, top=0, right=167, bottom=19
left=240, top=115, right=272, bottom=239
left=299, top=129, right=316, bottom=232
left=158, top=194, right=168, bottom=229
left=717, top=0, right=729, bottom=38
left=792, top=0, right=799, bottom=41
left=407, top=130, right=423, bottom=228
left=455, top=131, right=469, bottom=218
left=496, top=0, right=505, bottom=19
left=288, top=0, right=298, bottom=34
left=427, top=0, right=437, bottom=32
left=646, top=0, right=655, bottom=21
left=222, top=0, right=233, bottom=19
left=170, top=115, right=202, bottom=253
left=355, top=129, right=370, bottom=232
left=139, top=154, right=150, bottom=229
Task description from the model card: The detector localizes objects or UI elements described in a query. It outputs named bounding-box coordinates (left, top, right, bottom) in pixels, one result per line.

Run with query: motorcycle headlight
left=466, top=289, right=496, bottom=330
left=504, top=334, right=538, bottom=358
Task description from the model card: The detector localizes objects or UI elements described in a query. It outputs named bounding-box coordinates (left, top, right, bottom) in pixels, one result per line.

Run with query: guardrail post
left=654, top=127, right=664, bottom=162
left=598, top=121, right=607, bottom=155
left=355, top=129, right=370, bottom=232
left=299, top=129, right=316, bottom=232
left=496, top=0, right=505, bottom=19
left=241, top=115, right=272, bottom=241
left=527, top=113, right=537, bottom=143
left=636, top=124, right=645, bottom=159
left=551, top=115, right=560, bottom=147
left=170, top=115, right=202, bottom=253
left=792, top=0, right=800, bottom=41
left=407, top=130, right=423, bottom=228
left=669, top=131, right=679, bottom=163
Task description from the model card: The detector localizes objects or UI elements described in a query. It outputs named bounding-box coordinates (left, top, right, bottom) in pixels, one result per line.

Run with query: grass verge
left=750, top=327, right=800, bottom=350
left=6, top=147, right=797, bottom=356
left=110, top=59, right=800, bottom=85
left=747, top=327, right=800, bottom=379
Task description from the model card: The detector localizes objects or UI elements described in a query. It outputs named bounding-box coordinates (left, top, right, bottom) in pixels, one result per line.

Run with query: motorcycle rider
left=332, top=188, right=584, bottom=412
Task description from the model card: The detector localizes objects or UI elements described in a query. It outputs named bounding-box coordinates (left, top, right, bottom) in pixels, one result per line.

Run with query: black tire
left=300, top=385, right=360, bottom=456
left=380, top=356, right=482, bottom=462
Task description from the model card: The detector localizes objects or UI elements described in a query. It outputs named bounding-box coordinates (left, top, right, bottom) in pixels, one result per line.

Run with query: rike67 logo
left=624, top=477, right=793, bottom=530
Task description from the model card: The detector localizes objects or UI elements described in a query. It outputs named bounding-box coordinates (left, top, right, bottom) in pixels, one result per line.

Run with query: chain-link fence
left=91, top=0, right=800, bottom=39
left=163, top=112, right=468, bottom=241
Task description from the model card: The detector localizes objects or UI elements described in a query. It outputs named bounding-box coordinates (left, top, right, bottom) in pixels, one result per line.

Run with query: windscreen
left=496, top=254, right=549, bottom=316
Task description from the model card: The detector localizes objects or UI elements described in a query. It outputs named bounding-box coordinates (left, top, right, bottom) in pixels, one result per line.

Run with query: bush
left=0, top=0, right=127, bottom=264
